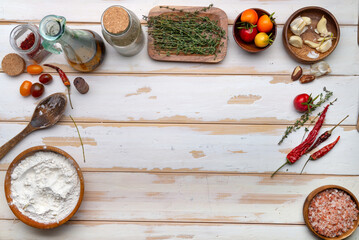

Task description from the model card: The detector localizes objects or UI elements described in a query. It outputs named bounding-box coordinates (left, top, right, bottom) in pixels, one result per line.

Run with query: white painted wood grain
left=0, top=220, right=317, bottom=240
left=0, top=24, right=358, bottom=75
left=2, top=219, right=353, bottom=240
left=0, top=73, right=357, bottom=124
left=0, top=122, right=357, bottom=174
left=0, top=0, right=357, bottom=24
left=1, top=172, right=358, bottom=224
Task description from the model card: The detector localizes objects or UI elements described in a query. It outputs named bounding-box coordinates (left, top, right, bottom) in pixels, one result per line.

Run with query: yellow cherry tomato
left=254, top=32, right=273, bottom=48
left=19, top=80, right=33, bottom=96
left=27, top=64, right=43, bottom=75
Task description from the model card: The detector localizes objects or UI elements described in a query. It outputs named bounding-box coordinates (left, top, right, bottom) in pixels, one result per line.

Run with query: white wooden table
left=0, top=1, right=359, bottom=239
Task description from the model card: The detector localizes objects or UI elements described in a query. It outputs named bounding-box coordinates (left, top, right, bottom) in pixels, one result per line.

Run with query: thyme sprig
left=278, top=87, right=334, bottom=145
left=144, top=4, right=226, bottom=58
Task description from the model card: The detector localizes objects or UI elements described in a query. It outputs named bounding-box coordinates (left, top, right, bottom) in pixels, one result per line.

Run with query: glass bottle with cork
left=101, top=6, right=144, bottom=56
left=39, top=15, right=106, bottom=72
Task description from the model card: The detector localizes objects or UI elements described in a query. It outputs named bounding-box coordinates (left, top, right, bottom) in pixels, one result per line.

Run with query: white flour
left=10, top=151, right=80, bottom=224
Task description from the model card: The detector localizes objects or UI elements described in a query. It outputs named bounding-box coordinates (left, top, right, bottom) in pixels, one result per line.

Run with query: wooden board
left=147, top=6, right=228, bottom=63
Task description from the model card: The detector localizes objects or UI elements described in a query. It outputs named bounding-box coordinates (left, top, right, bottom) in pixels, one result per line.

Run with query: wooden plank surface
left=0, top=0, right=357, bottom=24
left=2, top=220, right=351, bottom=240
left=0, top=0, right=358, bottom=239
left=0, top=73, right=357, bottom=125
left=1, top=172, right=359, bottom=224
left=1, top=25, right=359, bottom=75
left=0, top=122, right=358, bottom=174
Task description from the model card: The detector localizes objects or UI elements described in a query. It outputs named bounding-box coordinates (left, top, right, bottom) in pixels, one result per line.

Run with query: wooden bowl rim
left=4, top=145, right=85, bottom=229
left=282, top=6, right=340, bottom=64
left=303, top=185, right=359, bottom=240
left=232, top=8, right=277, bottom=53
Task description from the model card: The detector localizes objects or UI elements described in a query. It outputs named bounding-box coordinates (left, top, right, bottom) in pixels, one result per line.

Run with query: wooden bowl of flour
left=4, top=146, right=84, bottom=229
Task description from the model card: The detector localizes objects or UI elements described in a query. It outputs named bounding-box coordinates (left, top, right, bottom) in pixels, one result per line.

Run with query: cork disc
left=2, top=53, right=25, bottom=76
left=103, top=6, right=130, bottom=34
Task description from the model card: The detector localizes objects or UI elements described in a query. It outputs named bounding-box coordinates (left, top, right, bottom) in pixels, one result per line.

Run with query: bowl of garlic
left=282, top=6, right=340, bottom=64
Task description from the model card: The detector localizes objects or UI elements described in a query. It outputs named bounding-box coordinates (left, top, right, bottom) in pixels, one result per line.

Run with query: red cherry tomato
left=27, top=65, right=43, bottom=75
left=293, top=94, right=311, bottom=112
left=20, top=81, right=33, bottom=97
left=239, top=27, right=258, bottom=43
left=39, top=73, right=53, bottom=84
left=30, top=83, right=45, bottom=98
left=240, top=9, right=258, bottom=25
left=257, top=14, right=274, bottom=33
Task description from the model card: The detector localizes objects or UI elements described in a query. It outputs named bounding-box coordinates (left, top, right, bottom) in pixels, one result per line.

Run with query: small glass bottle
left=101, top=5, right=144, bottom=56
left=39, top=15, right=106, bottom=72
left=9, top=24, right=51, bottom=64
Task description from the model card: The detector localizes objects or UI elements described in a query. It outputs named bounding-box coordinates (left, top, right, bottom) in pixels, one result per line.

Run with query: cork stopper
left=102, top=6, right=130, bottom=34
left=1, top=53, right=25, bottom=76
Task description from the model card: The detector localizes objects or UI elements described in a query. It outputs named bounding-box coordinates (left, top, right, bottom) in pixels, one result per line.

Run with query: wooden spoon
left=0, top=93, right=67, bottom=160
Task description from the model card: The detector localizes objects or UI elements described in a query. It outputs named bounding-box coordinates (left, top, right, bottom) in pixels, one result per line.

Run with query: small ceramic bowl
left=283, top=6, right=340, bottom=63
left=233, top=8, right=277, bottom=53
left=303, top=185, right=359, bottom=239
left=4, top=145, right=84, bottom=229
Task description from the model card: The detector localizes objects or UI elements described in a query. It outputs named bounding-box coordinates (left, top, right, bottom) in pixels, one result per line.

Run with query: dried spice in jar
left=101, top=5, right=144, bottom=56
left=9, top=24, right=51, bottom=64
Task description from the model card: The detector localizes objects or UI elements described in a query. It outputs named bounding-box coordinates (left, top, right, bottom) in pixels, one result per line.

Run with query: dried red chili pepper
left=44, top=64, right=73, bottom=109
left=20, top=33, right=35, bottom=50
left=305, top=115, right=348, bottom=153
left=300, top=136, right=340, bottom=174
left=271, top=104, right=329, bottom=177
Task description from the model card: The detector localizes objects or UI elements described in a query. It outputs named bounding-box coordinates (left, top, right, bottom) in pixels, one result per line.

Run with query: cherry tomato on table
left=39, top=73, right=53, bottom=84
left=27, top=65, right=43, bottom=75
left=19, top=81, right=32, bottom=97
left=240, top=9, right=258, bottom=25
left=257, top=13, right=274, bottom=33
left=30, top=82, right=45, bottom=98
left=293, top=94, right=311, bottom=113
left=254, top=32, right=273, bottom=48
left=239, top=27, right=258, bottom=43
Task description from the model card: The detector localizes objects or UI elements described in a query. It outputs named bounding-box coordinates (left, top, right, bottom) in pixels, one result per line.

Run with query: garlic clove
left=317, top=15, right=330, bottom=37
left=316, top=39, right=332, bottom=53
left=302, top=16, right=312, bottom=25
left=304, top=40, right=321, bottom=48
left=290, top=17, right=308, bottom=35
left=289, top=36, right=303, bottom=48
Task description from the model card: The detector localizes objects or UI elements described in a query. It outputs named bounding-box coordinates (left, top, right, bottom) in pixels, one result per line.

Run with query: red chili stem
left=271, top=161, right=288, bottom=178
left=44, top=64, right=73, bottom=109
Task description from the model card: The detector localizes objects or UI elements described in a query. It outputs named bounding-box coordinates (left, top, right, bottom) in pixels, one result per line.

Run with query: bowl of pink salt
left=303, top=185, right=359, bottom=239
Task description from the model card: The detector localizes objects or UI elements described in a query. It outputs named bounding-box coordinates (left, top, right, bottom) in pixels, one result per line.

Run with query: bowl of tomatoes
left=233, top=8, right=276, bottom=53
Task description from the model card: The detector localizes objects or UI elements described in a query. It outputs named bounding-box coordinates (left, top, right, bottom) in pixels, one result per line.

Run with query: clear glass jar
left=101, top=5, right=144, bottom=56
left=9, top=24, right=51, bottom=64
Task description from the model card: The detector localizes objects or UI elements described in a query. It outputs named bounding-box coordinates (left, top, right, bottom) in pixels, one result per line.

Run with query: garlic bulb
left=289, top=36, right=303, bottom=48
left=304, top=40, right=320, bottom=48
left=316, top=39, right=332, bottom=53
left=290, top=16, right=309, bottom=36
left=310, top=61, right=331, bottom=77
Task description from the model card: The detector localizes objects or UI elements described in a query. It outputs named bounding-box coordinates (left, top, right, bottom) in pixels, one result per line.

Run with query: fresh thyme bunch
left=144, top=4, right=226, bottom=58
left=278, top=87, right=335, bottom=145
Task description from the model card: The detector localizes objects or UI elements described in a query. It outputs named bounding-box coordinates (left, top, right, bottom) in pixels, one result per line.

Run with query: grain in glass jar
left=101, top=5, right=144, bottom=56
